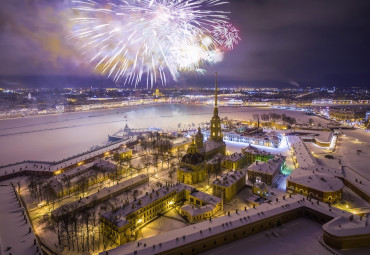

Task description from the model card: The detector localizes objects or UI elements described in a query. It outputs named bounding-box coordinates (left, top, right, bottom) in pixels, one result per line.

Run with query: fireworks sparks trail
left=70, top=0, right=240, bottom=87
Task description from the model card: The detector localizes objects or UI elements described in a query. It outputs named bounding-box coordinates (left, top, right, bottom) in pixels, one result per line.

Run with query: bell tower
left=210, top=72, right=223, bottom=142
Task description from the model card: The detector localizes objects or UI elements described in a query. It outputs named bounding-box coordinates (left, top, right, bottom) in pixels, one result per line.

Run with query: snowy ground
left=337, top=130, right=370, bottom=180
left=137, top=209, right=190, bottom=240
left=200, top=217, right=370, bottom=255
left=225, top=135, right=290, bottom=156
left=0, top=182, right=40, bottom=255
left=334, top=186, right=370, bottom=214
left=306, top=129, right=370, bottom=181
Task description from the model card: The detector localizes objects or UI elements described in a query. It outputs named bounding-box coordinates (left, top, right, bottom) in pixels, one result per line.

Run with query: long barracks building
left=100, top=183, right=222, bottom=245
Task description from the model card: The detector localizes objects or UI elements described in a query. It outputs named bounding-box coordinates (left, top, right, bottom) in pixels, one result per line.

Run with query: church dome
left=182, top=153, right=205, bottom=165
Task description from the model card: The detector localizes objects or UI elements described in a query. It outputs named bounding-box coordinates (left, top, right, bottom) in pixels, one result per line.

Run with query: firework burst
left=70, top=0, right=240, bottom=87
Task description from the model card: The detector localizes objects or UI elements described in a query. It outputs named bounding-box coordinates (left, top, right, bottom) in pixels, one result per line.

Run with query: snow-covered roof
left=94, top=159, right=116, bottom=171
left=0, top=139, right=130, bottom=177
left=101, top=183, right=220, bottom=228
left=224, top=152, right=244, bottom=162
left=213, top=170, right=246, bottom=188
left=296, top=165, right=344, bottom=178
left=288, top=169, right=344, bottom=193
left=295, top=130, right=333, bottom=143
left=101, top=194, right=358, bottom=255
left=248, top=156, right=285, bottom=175
left=342, top=167, right=370, bottom=198
left=58, top=162, right=95, bottom=181
left=323, top=215, right=370, bottom=237
left=288, top=136, right=316, bottom=168
left=51, top=174, right=148, bottom=218
left=242, top=145, right=272, bottom=156
left=181, top=204, right=216, bottom=217
left=188, top=189, right=222, bottom=206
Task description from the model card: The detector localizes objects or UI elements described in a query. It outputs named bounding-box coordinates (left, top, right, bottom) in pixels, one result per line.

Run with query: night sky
left=1, top=0, right=370, bottom=88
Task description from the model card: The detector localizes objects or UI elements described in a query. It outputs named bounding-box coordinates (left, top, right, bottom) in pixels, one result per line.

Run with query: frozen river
left=0, top=104, right=328, bottom=165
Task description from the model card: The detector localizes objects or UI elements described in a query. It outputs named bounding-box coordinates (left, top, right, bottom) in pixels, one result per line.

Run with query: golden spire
left=215, top=72, right=218, bottom=107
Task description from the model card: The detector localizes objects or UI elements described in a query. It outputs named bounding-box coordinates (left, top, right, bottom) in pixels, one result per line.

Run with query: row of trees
left=42, top=186, right=144, bottom=253
left=253, top=113, right=297, bottom=125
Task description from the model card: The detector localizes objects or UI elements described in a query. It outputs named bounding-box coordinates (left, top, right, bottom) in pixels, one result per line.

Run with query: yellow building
left=213, top=170, right=247, bottom=202
left=223, top=152, right=247, bottom=170
left=287, top=168, right=343, bottom=203
left=180, top=188, right=222, bottom=222
left=47, top=159, right=117, bottom=197
left=100, top=183, right=222, bottom=245
left=117, top=147, right=133, bottom=159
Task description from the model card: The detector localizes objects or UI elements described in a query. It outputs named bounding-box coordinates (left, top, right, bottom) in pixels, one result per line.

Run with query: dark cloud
left=0, top=0, right=369, bottom=88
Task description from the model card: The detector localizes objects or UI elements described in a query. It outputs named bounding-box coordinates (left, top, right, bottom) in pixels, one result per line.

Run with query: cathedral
left=177, top=73, right=226, bottom=185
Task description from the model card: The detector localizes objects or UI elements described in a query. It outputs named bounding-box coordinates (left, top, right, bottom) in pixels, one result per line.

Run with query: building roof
left=51, top=174, right=148, bottom=218
left=288, top=168, right=344, bottom=193
left=94, top=159, right=117, bottom=171
left=242, top=145, right=272, bottom=156
left=288, top=135, right=316, bottom=168
left=188, top=189, right=222, bottom=206
left=213, top=170, right=246, bottom=188
left=248, top=156, right=285, bottom=175
left=181, top=204, right=216, bottom=217
left=101, top=194, right=357, bottom=255
left=224, top=152, right=244, bottom=162
left=323, top=216, right=370, bottom=237
left=0, top=138, right=131, bottom=177
left=101, top=183, right=220, bottom=228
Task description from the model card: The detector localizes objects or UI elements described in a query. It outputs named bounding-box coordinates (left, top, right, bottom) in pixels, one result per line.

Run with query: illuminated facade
left=100, top=183, right=222, bottom=245
left=247, top=156, right=286, bottom=185
left=242, top=145, right=275, bottom=163
left=212, top=170, right=247, bottom=202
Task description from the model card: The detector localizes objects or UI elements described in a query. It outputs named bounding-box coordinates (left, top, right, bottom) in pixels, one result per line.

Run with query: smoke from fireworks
left=70, top=0, right=240, bottom=87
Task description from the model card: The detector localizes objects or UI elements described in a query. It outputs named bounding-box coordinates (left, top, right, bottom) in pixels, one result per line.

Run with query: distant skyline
left=1, top=0, right=370, bottom=88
